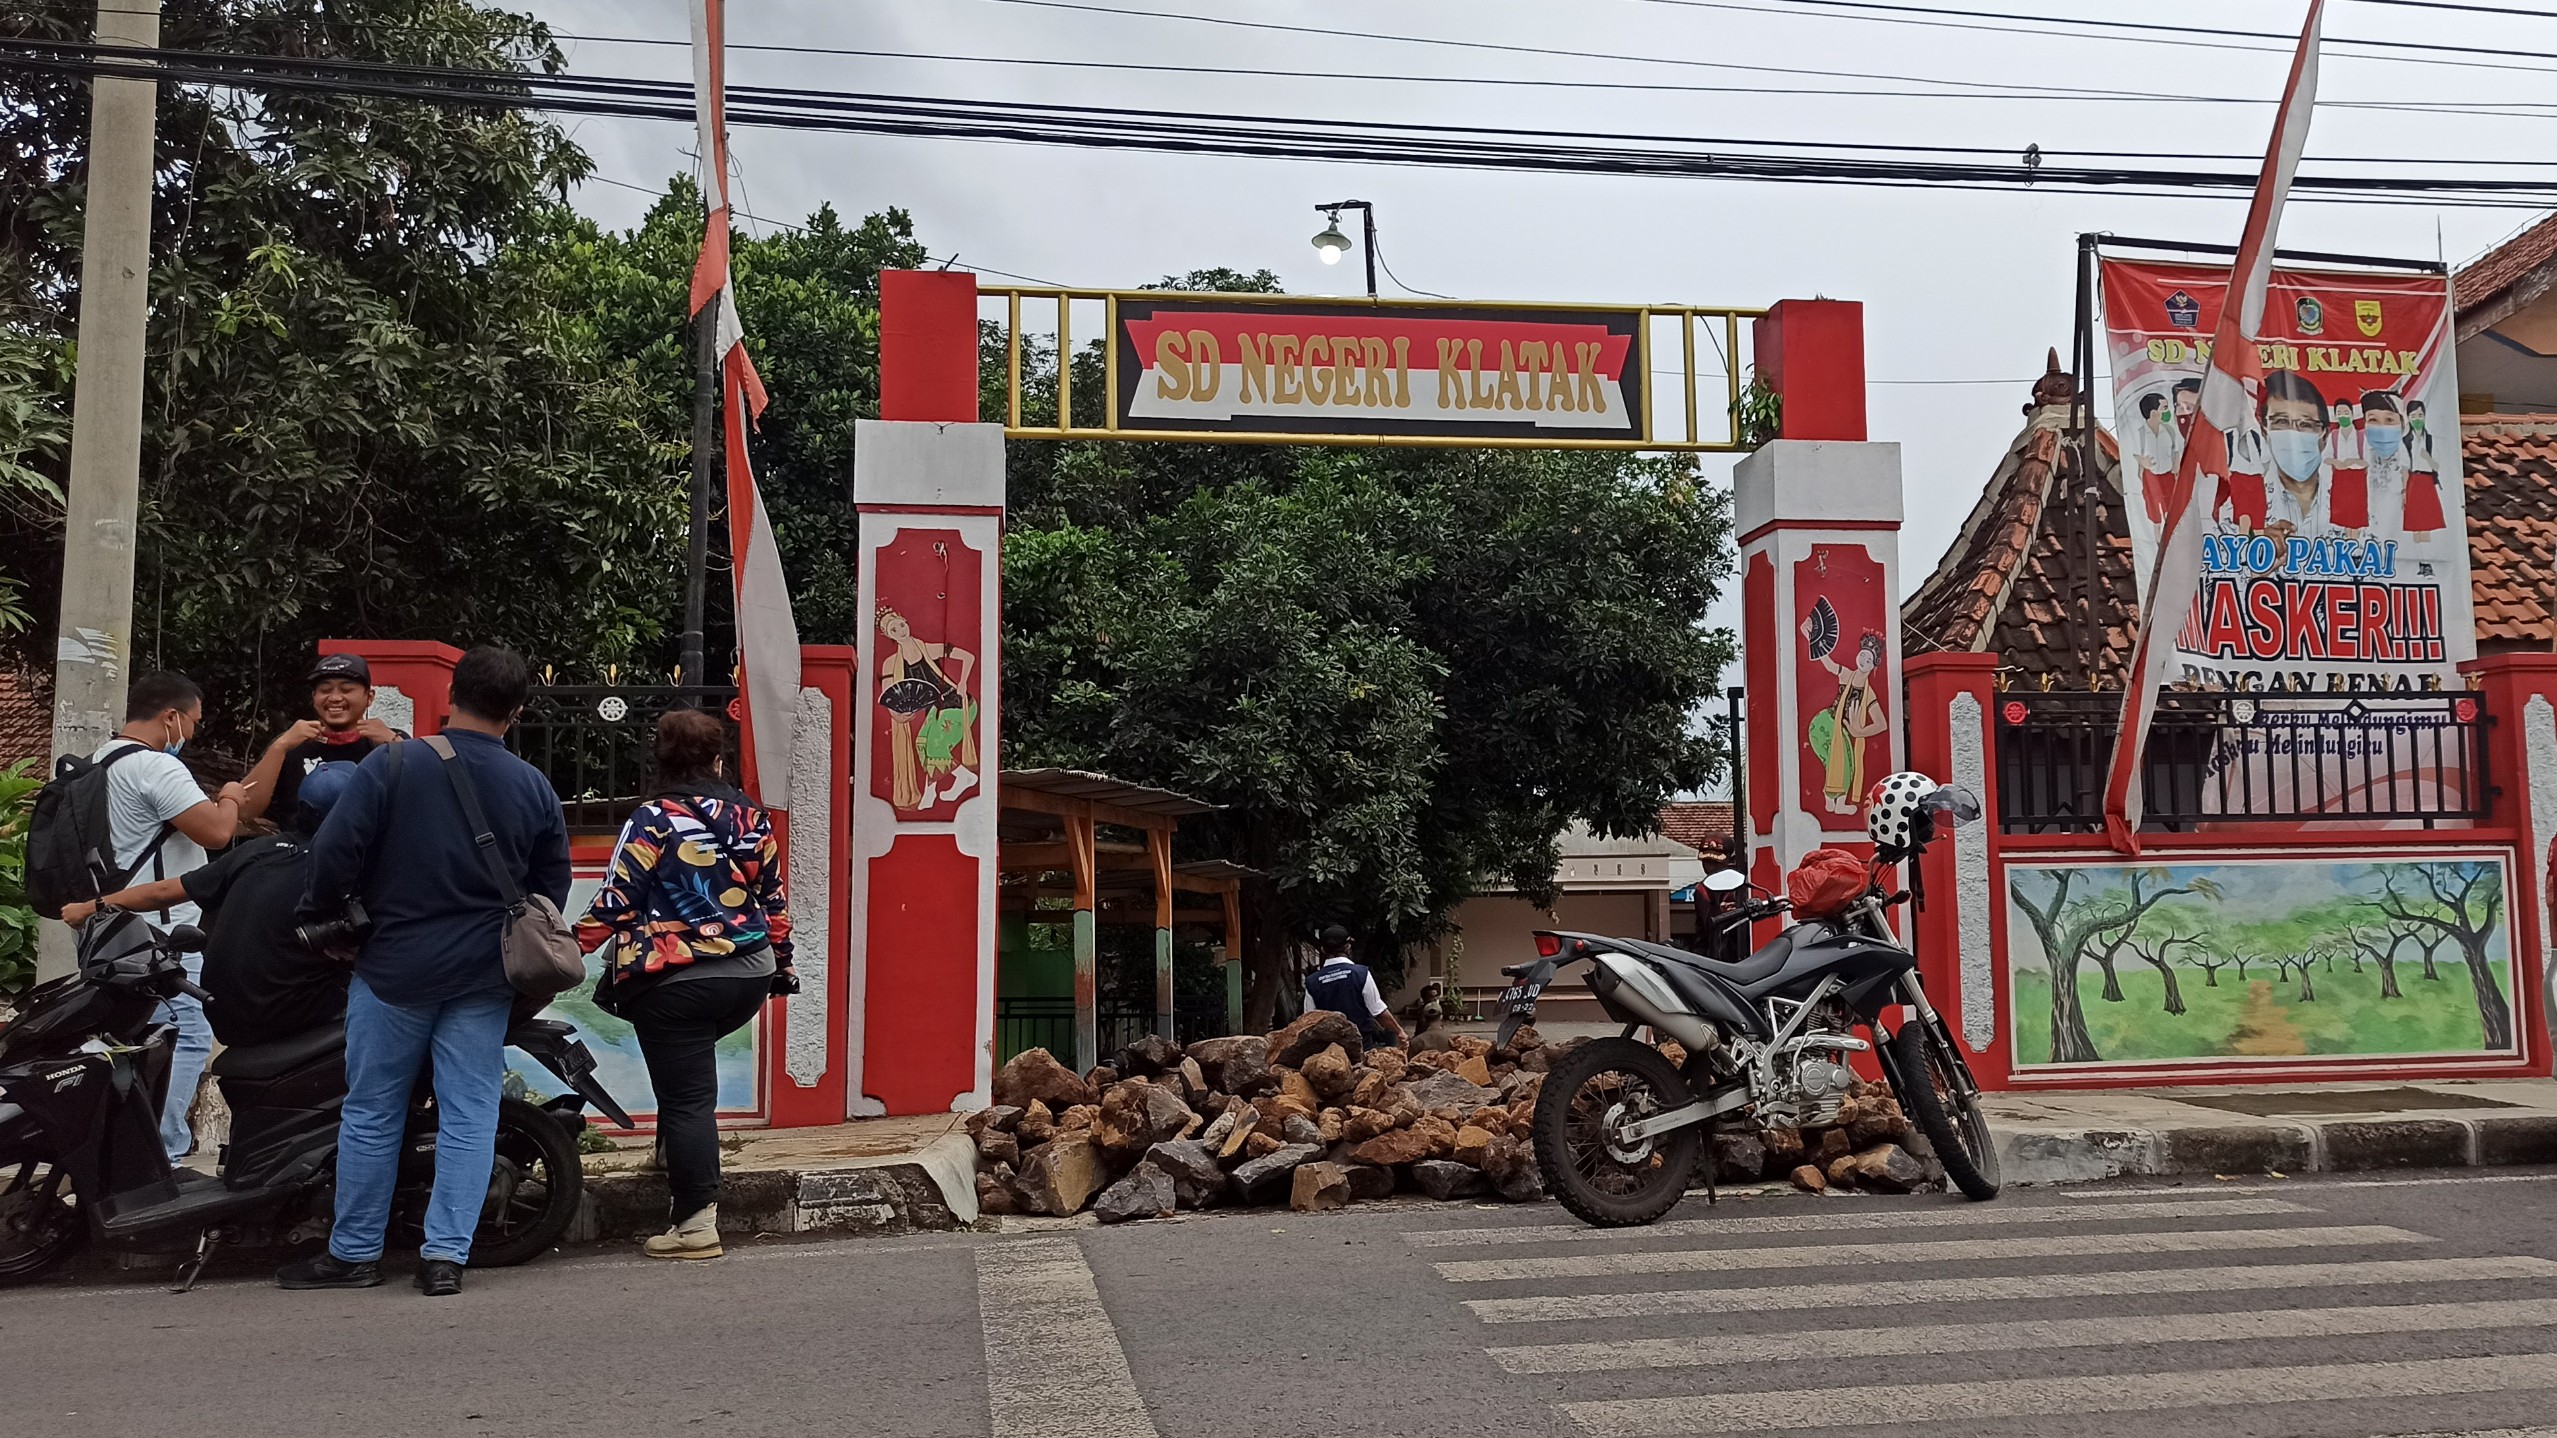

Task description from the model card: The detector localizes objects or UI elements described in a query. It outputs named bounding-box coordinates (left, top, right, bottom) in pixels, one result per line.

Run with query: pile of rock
left=970, top=1013, right=1554, bottom=1223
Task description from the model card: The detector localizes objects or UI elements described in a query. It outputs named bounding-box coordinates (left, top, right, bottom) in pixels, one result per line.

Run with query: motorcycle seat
left=1615, top=931, right=1797, bottom=987
left=209, top=1020, right=347, bottom=1080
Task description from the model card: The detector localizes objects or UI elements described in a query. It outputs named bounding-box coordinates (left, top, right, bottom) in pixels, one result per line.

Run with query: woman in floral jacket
left=575, top=708, right=793, bottom=1260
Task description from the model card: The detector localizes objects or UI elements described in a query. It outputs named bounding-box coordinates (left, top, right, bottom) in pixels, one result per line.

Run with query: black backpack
left=25, top=743, right=174, bottom=920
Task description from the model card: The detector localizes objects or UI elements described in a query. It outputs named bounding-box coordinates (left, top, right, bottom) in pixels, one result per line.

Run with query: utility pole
left=678, top=303, right=716, bottom=687
left=42, top=0, right=162, bottom=981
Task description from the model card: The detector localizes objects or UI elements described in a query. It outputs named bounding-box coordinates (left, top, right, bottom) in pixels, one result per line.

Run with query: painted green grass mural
left=2007, top=856, right=2516, bottom=1066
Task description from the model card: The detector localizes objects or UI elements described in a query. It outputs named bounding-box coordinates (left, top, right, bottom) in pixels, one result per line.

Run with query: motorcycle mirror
left=1918, top=784, right=1982, bottom=828
left=1703, top=869, right=1747, bottom=894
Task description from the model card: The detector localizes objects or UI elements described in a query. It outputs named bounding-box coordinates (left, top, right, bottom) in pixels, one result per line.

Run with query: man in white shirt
left=1301, top=925, right=1406, bottom=1048
left=91, top=672, right=247, bottom=1161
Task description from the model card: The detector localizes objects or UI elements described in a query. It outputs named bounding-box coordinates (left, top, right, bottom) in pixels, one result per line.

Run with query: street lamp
left=1312, top=200, right=1378, bottom=299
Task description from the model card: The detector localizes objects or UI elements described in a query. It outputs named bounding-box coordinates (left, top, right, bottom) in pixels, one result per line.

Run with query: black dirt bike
left=1498, top=782, right=2000, bottom=1226
left=0, top=909, right=632, bottom=1288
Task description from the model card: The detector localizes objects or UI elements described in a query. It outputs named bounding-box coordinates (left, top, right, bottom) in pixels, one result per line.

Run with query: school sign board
left=1111, top=298, right=1646, bottom=443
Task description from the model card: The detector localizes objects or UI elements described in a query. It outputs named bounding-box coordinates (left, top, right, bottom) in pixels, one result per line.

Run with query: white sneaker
left=644, top=1203, right=723, bottom=1260
left=941, top=767, right=978, bottom=802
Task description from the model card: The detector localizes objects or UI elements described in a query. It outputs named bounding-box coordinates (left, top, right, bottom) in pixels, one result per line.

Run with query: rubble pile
left=968, top=1020, right=1942, bottom=1223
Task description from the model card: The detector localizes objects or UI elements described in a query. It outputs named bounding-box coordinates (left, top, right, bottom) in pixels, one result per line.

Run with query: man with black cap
left=1302, top=924, right=1405, bottom=1048
left=242, top=652, right=405, bottom=823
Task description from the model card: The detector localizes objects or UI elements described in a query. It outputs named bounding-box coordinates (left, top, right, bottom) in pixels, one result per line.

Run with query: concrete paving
left=19, top=1167, right=2557, bottom=1436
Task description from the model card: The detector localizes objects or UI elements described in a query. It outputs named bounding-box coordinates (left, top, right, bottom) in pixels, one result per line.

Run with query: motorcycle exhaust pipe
left=1586, top=953, right=1720, bottom=1054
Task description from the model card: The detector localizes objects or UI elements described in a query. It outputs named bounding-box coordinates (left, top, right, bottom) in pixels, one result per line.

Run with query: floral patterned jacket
left=574, top=783, right=792, bottom=985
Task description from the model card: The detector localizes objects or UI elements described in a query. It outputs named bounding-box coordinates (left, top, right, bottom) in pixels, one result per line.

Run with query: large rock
left=1145, top=1138, right=1227, bottom=1209
left=1851, top=1143, right=1928, bottom=1194
left=1790, top=1163, right=1828, bottom=1194
left=1290, top=1161, right=1353, bottom=1212
left=1813, top=1127, right=1852, bottom=1166
left=1019, top=1136, right=1107, bottom=1215
left=994, top=1049, right=1094, bottom=1113
left=1406, top=1071, right=1502, bottom=1116
left=967, top=1105, right=1023, bottom=1136
left=1710, top=1129, right=1768, bottom=1184
left=1269, top=1010, right=1365, bottom=1067
left=1244, top=1130, right=1284, bottom=1160
left=1480, top=1134, right=1544, bottom=1203
left=976, top=1163, right=1022, bottom=1216
left=1764, top=1126, right=1807, bottom=1172
left=1317, top=1107, right=1346, bottom=1144
left=1174, top=1057, right=1210, bottom=1108
left=976, top=1129, right=1021, bottom=1168
left=1116, top=1033, right=1183, bottom=1078
left=1259, top=1093, right=1318, bottom=1131
left=1343, top=1107, right=1395, bottom=1143
left=1301, top=1045, right=1357, bottom=1102
left=1230, top=1142, right=1324, bottom=1203
left=1409, top=1028, right=1458, bottom=1055
left=1497, top=1070, right=1545, bottom=1104
left=1282, top=1113, right=1323, bottom=1146
left=1217, top=1103, right=1262, bottom=1159
left=1187, top=1035, right=1272, bottom=1096
left=1366, top=1048, right=1409, bottom=1085
left=1017, top=1100, right=1057, bottom=1147
left=1094, top=1081, right=1198, bottom=1155
left=1449, top=1053, right=1494, bottom=1087
left=1341, top=1162, right=1396, bottom=1202
left=1349, top=1068, right=1395, bottom=1109
left=1452, top=1124, right=1497, bottom=1169
left=1411, top=1159, right=1488, bottom=1200
left=1847, top=1097, right=1915, bottom=1151
left=1092, top=1162, right=1178, bottom=1223
left=1274, top=1067, right=1321, bottom=1111
left=1348, top=1115, right=1457, bottom=1167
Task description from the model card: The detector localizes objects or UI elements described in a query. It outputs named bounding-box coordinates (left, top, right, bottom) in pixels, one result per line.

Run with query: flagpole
left=680, top=299, right=716, bottom=689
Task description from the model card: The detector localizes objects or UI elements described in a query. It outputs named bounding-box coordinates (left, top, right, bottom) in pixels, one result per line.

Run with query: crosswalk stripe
left=1464, top=1254, right=2557, bottom=1323
left=1491, top=1296, right=2557, bottom=1373
left=1560, top=1352, right=2557, bottom=1436
left=1434, top=1223, right=2425, bottom=1282
left=2380, top=1429, right=2557, bottom=1437
left=1401, top=1197, right=2307, bottom=1249
left=976, top=1238, right=1160, bottom=1438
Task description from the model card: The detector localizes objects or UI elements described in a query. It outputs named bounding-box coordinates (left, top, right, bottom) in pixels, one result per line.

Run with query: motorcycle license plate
left=1499, top=982, right=1543, bottom=1011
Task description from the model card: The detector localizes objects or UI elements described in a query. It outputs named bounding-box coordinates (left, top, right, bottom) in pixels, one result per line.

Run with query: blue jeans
left=153, top=987, right=214, bottom=1163
left=329, top=975, right=513, bottom=1265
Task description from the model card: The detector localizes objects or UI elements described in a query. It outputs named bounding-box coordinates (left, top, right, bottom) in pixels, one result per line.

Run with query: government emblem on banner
left=2356, top=298, right=2384, bottom=337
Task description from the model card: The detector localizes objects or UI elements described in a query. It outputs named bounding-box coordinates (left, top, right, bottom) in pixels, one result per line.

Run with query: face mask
left=2270, top=430, right=2324, bottom=482
left=2365, top=425, right=2404, bottom=459
left=163, top=720, right=187, bottom=758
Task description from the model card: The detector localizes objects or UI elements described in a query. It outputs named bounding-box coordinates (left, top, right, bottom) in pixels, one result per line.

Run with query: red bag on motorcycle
left=1785, top=847, right=1870, bottom=922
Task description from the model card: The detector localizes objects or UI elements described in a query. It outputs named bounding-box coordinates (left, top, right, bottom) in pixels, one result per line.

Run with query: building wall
left=1386, top=890, right=1655, bottom=1010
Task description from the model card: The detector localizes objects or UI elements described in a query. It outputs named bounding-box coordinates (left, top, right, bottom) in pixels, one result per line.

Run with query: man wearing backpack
left=64, top=673, right=248, bottom=1162
left=277, top=646, right=570, bottom=1297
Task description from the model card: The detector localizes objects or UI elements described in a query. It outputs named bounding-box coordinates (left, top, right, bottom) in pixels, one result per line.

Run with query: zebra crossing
left=1405, top=1188, right=2557, bottom=1436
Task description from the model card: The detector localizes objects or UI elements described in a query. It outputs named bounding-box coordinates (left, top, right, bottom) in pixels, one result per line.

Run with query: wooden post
left=1068, top=813, right=1098, bottom=1073
left=1221, top=887, right=1244, bottom=1035
left=1149, top=828, right=1175, bottom=1041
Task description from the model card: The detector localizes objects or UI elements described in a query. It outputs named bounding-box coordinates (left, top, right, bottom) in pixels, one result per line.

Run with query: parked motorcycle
left=0, top=908, right=633, bottom=1289
left=1499, top=774, right=2000, bottom=1226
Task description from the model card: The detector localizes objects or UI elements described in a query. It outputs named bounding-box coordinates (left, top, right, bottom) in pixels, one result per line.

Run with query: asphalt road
left=13, top=1170, right=2557, bottom=1437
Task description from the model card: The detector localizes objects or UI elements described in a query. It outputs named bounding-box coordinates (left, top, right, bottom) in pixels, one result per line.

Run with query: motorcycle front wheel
left=0, top=1153, right=88, bottom=1286
left=389, top=1097, right=584, bottom=1268
left=1531, top=1037, right=1701, bottom=1227
left=1887, top=1021, right=2002, bottom=1201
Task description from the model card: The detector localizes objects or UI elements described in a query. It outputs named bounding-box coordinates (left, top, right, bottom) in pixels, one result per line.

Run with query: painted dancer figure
left=1803, top=623, right=1889, bottom=815
left=877, top=604, right=979, bottom=810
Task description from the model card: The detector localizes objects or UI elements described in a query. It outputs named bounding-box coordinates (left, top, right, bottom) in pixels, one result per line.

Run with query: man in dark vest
left=1301, top=924, right=1405, bottom=1048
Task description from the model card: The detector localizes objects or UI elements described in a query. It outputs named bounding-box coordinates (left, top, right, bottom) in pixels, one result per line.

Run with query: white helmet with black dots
left=1864, top=771, right=1940, bottom=853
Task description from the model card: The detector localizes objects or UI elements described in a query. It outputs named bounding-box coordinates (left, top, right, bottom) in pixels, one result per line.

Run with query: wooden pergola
left=998, top=769, right=1242, bottom=1072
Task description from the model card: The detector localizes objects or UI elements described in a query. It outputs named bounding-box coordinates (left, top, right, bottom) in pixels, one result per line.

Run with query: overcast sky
left=521, top=0, right=2557, bottom=639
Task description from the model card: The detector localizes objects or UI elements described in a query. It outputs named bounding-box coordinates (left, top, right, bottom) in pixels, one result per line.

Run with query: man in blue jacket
left=276, top=646, right=571, bottom=1297
left=1302, top=924, right=1405, bottom=1049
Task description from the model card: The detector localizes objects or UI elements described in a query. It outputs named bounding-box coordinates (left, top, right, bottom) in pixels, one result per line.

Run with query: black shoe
left=414, top=1258, right=463, bottom=1297
left=275, top=1252, right=382, bottom=1290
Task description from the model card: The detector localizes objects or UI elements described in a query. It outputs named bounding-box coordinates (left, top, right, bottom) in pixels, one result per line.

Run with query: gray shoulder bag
left=421, top=735, right=585, bottom=999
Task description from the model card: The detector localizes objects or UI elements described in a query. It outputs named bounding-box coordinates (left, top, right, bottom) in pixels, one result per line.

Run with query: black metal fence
left=1993, top=690, right=2490, bottom=834
left=510, top=684, right=738, bottom=832
left=995, top=997, right=1232, bottom=1064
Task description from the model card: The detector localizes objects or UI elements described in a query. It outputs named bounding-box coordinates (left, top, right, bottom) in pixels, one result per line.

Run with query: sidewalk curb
left=569, top=1133, right=980, bottom=1247
left=1997, top=1112, right=2557, bottom=1185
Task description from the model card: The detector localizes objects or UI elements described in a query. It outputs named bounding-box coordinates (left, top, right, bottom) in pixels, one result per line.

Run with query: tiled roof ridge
left=2456, top=212, right=2557, bottom=315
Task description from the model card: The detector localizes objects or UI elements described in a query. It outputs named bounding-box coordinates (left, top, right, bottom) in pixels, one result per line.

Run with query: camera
left=295, top=897, right=371, bottom=963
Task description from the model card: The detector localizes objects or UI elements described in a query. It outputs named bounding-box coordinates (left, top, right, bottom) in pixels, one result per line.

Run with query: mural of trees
left=2006, top=858, right=2517, bottom=1066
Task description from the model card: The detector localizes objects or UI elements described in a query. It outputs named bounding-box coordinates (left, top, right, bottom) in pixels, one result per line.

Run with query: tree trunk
left=2140, top=954, right=2187, bottom=1016
left=2094, top=954, right=2125, bottom=1003
left=2048, top=956, right=2100, bottom=1063
left=2236, top=957, right=2251, bottom=980
left=2461, top=935, right=2514, bottom=1050
left=2378, top=953, right=2401, bottom=998
left=2298, top=965, right=2315, bottom=1002
left=2421, top=942, right=2441, bottom=980
left=2198, top=963, right=2221, bottom=988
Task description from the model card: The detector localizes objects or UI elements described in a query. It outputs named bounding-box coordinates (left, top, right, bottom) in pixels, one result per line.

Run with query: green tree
left=2370, top=861, right=2511, bottom=1050
left=0, top=0, right=682, bottom=742
left=2013, top=868, right=2216, bottom=1063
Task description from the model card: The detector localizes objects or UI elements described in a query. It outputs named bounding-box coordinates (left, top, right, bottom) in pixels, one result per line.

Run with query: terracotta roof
left=1901, top=355, right=2138, bottom=690
left=2457, top=214, right=2557, bottom=318
left=1657, top=800, right=1734, bottom=855
left=0, top=668, right=47, bottom=773
left=2462, top=415, right=2557, bottom=648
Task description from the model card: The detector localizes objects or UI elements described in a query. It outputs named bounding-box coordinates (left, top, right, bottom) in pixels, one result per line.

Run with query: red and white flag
left=2102, top=0, right=2324, bottom=852
left=690, top=0, right=799, bottom=807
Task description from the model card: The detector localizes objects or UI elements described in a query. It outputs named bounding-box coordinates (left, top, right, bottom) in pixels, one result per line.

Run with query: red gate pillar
left=764, top=644, right=858, bottom=1126
left=851, top=270, right=1003, bottom=1116
left=1736, top=301, right=1902, bottom=906
left=2460, top=653, right=2557, bottom=1075
left=1903, top=651, right=2006, bottom=1083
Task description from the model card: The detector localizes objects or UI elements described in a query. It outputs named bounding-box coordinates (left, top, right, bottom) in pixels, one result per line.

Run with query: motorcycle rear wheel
left=388, top=1098, right=583, bottom=1268
left=1888, top=1021, right=2002, bottom=1201
left=1532, top=1037, right=1701, bottom=1228
left=0, top=1154, right=88, bottom=1286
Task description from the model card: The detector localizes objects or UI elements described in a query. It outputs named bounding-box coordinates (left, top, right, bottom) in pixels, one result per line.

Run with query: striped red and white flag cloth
left=690, top=0, right=800, bottom=807
left=2102, top=0, right=2324, bottom=853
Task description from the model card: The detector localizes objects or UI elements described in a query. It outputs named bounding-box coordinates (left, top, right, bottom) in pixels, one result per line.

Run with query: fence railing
left=1992, top=690, right=2490, bottom=834
left=995, top=996, right=1231, bottom=1064
left=510, top=685, right=737, bottom=833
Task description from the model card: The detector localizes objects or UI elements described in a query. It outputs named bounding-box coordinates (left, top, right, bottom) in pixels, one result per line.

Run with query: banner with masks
left=2099, top=258, right=2473, bottom=695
